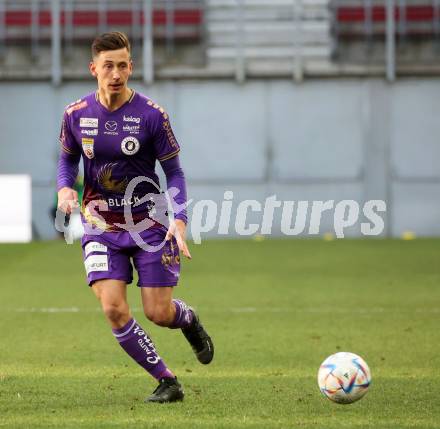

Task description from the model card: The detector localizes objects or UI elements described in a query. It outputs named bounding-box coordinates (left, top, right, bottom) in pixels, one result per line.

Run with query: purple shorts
left=81, top=229, right=180, bottom=287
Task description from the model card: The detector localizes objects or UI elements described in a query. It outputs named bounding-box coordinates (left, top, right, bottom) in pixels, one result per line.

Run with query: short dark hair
left=91, top=32, right=131, bottom=58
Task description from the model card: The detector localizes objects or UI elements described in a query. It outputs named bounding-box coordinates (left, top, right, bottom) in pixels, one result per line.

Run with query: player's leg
left=141, top=286, right=188, bottom=327
left=141, top=286, right=214, bottom=365
left=134, top=286, right=182, bottom=402
left=133, top=235, right=214, bottom=365
left=92, top=279, right=131, bottom=328
left=132, top=236, right=213, bottom=402
left=140, top=286, right=212, bottom=402
left=82, top=236, right=182, bottom=403
left=92, top=279, right=177, bottom=386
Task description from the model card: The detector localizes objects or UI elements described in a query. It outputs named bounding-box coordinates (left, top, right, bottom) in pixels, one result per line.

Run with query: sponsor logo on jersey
left=104, top=120, right=118, bottom=135
left=163, top=120, right=178, bottom=149
left=81, top=129, right=98, bottom=136
left=81, top=138, right=95, bottom=159
left=107, top=196, right=142, bottom=207
left=123, top=124, right=140, bottom=134
left=121, top=136, right=140, bottom=156
left=123, top=115, right=141, bottom=124
left=84, top=254, right=108, bottom=275
left=84, top=242, right=107, bottom=257
left=80, top=117, right=98, bottom=128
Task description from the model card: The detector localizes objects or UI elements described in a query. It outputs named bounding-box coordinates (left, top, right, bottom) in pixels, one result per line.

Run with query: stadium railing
left=206, top=0, right=332, bottom=82
left=0, top=0, right=205, bottom=83
left=334, top=1, right=440, bottom=37
left=331, top=0, right=440, bottom=79
left=2, top=0, right=440, bottom=82
left=1, top=0, right=203, bottom=41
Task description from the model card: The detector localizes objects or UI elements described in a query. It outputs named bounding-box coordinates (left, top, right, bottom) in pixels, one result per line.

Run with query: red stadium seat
left=4, top=9, right=202, bottom=26
left=337, top=5, right=436, bottom=23
left=2, top=7, right=203, bottom=42
left=334, top=3, right=440, bottom=37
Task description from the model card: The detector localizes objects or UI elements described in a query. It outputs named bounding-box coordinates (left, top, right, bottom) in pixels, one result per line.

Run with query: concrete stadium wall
left=0, top=78, right=439, bottom=240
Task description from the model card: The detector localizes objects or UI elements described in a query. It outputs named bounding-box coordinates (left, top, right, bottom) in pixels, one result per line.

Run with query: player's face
left=90, top=48, right=132, bottom=95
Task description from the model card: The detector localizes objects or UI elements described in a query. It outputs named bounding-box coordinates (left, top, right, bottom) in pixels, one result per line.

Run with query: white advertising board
left=0, top=175, right=32, bottom=242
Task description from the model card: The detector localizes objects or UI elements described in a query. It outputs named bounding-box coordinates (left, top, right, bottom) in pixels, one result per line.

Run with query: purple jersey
left=59, top=91, right=180, bottom=231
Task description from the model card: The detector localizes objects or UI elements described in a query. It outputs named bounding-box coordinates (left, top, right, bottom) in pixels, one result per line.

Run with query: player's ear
left=89, top=61, right=97, bottom=78
left=128, top=60, right=133, bottom=76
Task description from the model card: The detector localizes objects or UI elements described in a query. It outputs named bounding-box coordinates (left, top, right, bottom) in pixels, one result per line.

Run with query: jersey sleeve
left=160, top=155, right=187, bottom=224
left=59, top=111, right=80, bottom=155
left=151, top=110, right=180, bottom=162
left=57, top=111, right=81, bottom=191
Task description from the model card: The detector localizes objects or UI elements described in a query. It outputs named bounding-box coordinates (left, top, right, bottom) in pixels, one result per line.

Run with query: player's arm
left=151, top=108, right=191, bottom=259
left=160, top=155, right=191, bottom=259
left=57, top=113, right=81, bottom=214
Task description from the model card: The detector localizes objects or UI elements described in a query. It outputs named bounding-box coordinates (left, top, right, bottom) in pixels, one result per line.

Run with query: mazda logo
left=105, top=121, right=118, bottom=131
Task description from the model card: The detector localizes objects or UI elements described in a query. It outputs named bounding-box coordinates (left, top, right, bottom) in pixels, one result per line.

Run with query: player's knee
left=144, top=307, right=172, bottom=327
left=103, top=303, right=127, bottom=324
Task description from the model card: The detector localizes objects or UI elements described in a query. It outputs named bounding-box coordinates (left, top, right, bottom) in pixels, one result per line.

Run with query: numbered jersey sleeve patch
left=85, top=254, right=108, bottom=275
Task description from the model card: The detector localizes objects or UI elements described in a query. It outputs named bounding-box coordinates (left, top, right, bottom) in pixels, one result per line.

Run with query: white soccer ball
left=317, top=352, right=371, bottom=404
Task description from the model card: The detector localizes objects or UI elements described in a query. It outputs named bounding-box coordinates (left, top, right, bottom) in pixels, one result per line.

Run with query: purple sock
left=112, top=319, right=174, bottom=380
left=169, top=299, right=194, bottom=329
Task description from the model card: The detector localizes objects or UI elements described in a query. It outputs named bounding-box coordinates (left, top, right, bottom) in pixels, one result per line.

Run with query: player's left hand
left=166, top=219, right=192, bottom=259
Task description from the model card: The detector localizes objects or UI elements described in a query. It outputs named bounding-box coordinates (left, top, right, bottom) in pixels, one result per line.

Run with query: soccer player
left=56, top=32, right=214, bottom=403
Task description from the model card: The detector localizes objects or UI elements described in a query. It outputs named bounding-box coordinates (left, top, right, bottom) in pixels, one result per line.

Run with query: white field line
left=9, top=306, right=440, bottom=314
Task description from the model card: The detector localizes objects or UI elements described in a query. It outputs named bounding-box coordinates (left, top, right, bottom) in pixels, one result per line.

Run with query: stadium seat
left=2, top=5, right=203, bottom=41
left=206, top=0, right=332, bottom=78
left=333, top=1, right=440, bottom=37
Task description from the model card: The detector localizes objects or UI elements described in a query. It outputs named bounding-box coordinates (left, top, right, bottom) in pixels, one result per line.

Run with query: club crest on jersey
left=82, top=138, right=95, bottom=159
left=121, top=136, right=140, bottom=156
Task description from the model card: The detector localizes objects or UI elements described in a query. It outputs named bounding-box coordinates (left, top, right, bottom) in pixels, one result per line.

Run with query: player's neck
left=97, top=87, right=132, bottom=112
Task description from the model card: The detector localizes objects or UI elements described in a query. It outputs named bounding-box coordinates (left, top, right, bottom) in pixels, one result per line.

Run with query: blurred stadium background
left=0, top=0, right=439, bottom=241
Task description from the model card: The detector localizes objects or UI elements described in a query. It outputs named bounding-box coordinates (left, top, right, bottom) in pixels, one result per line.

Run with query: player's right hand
left=166, top=219, right=192, bottom=260
left=57, top=187, right=79, bottom=215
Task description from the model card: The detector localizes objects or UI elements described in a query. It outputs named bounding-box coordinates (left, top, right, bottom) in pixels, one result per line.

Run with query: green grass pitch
left=0, top=238, right=439, bottom=428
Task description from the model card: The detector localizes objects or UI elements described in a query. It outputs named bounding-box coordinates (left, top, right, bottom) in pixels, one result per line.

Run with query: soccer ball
left=317, top=352, right=371, bottom=404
